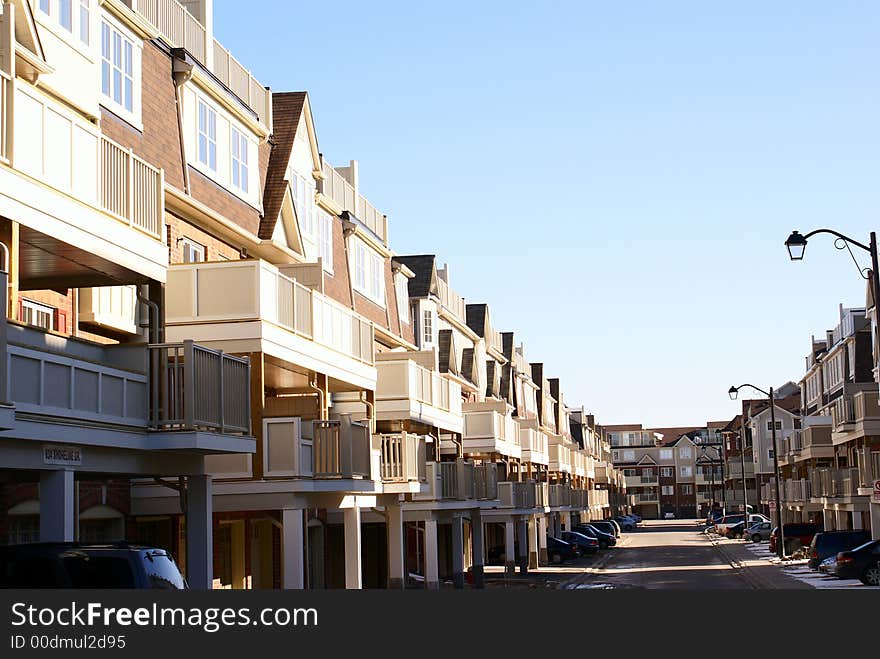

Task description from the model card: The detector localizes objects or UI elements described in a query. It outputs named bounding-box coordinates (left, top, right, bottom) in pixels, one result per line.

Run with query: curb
left=558, top=532, right=634, bottom=589
left=705, top=532, right=763, bottom=590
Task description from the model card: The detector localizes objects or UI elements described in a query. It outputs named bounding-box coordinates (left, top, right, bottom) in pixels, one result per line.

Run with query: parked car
left=629, top=513, right=642, bottom=523
left=818, top=555, right=837, bottom=575
left=588, top=520, right=619, bottom=538
left=829, top=540, right=880, bottom=585
left=716, top=514, right=771, bottom=536
left=561, top=531, right=599, bottom=555
left=807, top=530, right=871, bottom=570
left=725, top=521, right=746, bottom=539
left=0, top=543, right=187, bottom=589
left=613, top=516, right=636, bottom=531
left=746, top=521, right=772, bottom=543
left=768, top=523, right=821, bottom=555
left=574, top=524, right=616, bottom=549
left=547, top=536, right=581, bottom=564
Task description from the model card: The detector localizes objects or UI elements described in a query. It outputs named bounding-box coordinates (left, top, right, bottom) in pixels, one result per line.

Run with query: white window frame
left=659, top=449, right=673, bottom=461
left=197, top=99, right=217, bottom=172
left=661, top=485, right=674, bottom=496
left=679, top=446, right=692, bottom=459
left=21, top=299, right=55, bottom=330
left=680, top=466, right=693, bottom=478
left=395, top=274, right=409, bottom=324
left=350, top=237, right=385, bottom=306
left=660, top=467, right=674, bottom=478
left=181, top=237, right=205, bottom=263
left=100, top=15, right=141, bottom=128
left=681, top=484, right=693, bottom=495
left=766, top=420, right=782, bottom=431
left=38, top=0, right=90, bottom=47
left=230, top=126, right=249, bottom=193
left=422, top=309, right=433, bottom=345
left=316, top=209, right=333, bottom=273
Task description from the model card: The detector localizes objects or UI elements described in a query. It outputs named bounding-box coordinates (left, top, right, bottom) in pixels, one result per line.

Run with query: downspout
left=171, top=52, right=194, bottom=195
left=136, top=288, right=162, bottom=344
left=341, top=219, right=356, bottom=310
left=359, top=390, right=374, bottom=434
left=153, top=476, right=188, bottom=515
left=308, top=377, right=326, bottom=421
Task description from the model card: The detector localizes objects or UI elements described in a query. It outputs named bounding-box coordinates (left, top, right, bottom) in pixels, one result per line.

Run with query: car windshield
left=142, top=552, right=186, bottom=589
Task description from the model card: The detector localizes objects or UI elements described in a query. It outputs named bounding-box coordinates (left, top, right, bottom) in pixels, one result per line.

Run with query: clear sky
left=214, top=1, right=880, bottom=427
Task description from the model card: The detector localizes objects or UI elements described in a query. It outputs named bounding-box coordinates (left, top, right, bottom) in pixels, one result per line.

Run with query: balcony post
left=39, top=470, right=75, bottom=542
left=343, top=505, right=362, bottom=589
left=528, top=516, right=539, bottom=569
left=218, top=350, right=225, bottom=433
left=470, top=510, right=484, bottom=589
left=185, top=475, right=213, bottom=590
left=517, top=516, right=528, bottom=574
left=386, top=503, right=405, bottom=589
left=424, top=518, right=440, bottom=590
left=871, top=502, right=880, bottom=542
left=503, top=519, right=515, bottom=577
left=451, top=514, right=465, bottom=589
left=0, top=262, right=7, bottom=405
left=281, top=508, right=305, bottom=589
left=183, top=340, right=196, bottom=429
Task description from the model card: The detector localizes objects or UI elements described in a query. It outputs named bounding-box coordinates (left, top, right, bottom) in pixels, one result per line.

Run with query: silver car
left=746, top=521, right=772, bottom=543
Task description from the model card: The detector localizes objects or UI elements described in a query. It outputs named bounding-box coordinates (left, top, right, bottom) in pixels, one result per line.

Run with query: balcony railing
left=125, top=0, right=271, bottom=125
left=831, top=395, right=855, bottom=430
left=78, top=286, right=138, bottom=336
left=783, top=479, right=811, bottom=502
left=167, top=261, right=374, bottom=365
left=810, top=467, right=860, bottom=498
left=357, top=194, right=388, bottom=245
left=313, top=419, right=370, bottom=479
left=856, top=448, right=880, bottom=488
left=441, top=459, right=475, bottom=500
left=0, top=70, right=10, bottom=161
left=474, top=463, right=498, bottom=500
left=148, top=341, right=250, bottom=433
left=499, top=480, right=537, bottom=508
left=379, top=432, right=426, bottom=483
left=549, top=483, right=572, bottom=507
left=853, top=390, right=880, bottom=423
left=637, top=492, right=658, bottom=502
left=318, top=161, right=387, bottom=244
left=536, top=481, right=548, bottom=507
left=435, top=276, right=465, bottom=323
left=413, top=363, right=455, bottom=411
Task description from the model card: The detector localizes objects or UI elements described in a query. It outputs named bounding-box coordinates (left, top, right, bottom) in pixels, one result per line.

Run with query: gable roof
left=465, top=303, right=488, bottom=338
left=647, top=426, right=702, bottom=447
left=460, top=348, right=476, bottom=386
left=637, top=454, right=657, bottom=465
left=437, top=329, right=459, bottom=377
left=396, top=255, right=436, bottom=298
left=260, top=92, right=308, bottom=240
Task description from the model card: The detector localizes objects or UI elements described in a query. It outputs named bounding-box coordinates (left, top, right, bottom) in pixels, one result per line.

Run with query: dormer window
left=100, top=15, right=141, bottom=126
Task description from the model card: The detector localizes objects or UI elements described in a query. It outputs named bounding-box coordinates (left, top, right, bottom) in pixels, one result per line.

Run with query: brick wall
left=166, top=213, right=241, bottom=263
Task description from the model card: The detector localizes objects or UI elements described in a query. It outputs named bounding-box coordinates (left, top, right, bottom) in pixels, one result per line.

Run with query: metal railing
left=783, top=479, right=811, bottom=502
left=831, top=395, right=855, bottom=430
left=379, top=432, right=426, bottom=483
left=810, top=467, right=860, bottom=498
left=856, top=448, right=880, bottom=488
left=440, top=459, right=475, bottom=500
left=549, top=483, right=572, bottom=507
left=148, top=340, right=250, bottom=433
left=474, top=463, right=498, bottom=500
left=313, top=419, right=370, bottom=479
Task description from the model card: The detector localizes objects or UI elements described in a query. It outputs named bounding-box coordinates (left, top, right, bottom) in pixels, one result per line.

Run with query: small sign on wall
left=872, top=480, right=880, bottom=504
left=43, top=444, right=82, bottom=467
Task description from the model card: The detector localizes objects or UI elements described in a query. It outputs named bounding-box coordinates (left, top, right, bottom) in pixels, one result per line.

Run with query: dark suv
left=769, top=523, right=821, bottom=555
left=807, top=530, right=871, bottom=570
left=0, top=543, right=187, bottom=589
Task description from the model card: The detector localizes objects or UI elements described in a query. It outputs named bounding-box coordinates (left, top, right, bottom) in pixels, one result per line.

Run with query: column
left=40, top=470, right=74, bottom=542
left=504, top=519, right=516, bottom=576
left=470, top=510, right=484, bottom=589
left=281, top=509, right=304, bottom=589
left=343, top=505, right=362, bottom=589
left=387, top=504, right=405, bottom=589
left=870, top=503, right=880, bottom=541
left=517, top=516, right=528, bottom=574
left=823, top=508, right=834, bottom=531
left=538, top=516, right=548, bottom=564
left=186, top=475, right=213, bottom=590
left=528, top=515, right=539, bottom=569
left=451, top=515, right=465, bottom=589
left=852, top=511, right=863, bottom=531
left=424, top=519, right=439, bottom=590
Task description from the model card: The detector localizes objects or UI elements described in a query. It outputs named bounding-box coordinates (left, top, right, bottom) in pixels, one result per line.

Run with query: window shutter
left=55, top=309, right=68, bottom=333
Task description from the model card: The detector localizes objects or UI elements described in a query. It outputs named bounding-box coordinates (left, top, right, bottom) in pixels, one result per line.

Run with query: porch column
left=517, top=516, right=528, bottom=574
left=343, top=505, right=362, bottom=589
left=470, top=510, right=484, bottom=589
left=870, top=503, right=880, bottom=541
left=186, top=475, right=213, bottom=590
left=387, top=504, right=405, bottom=589
left=538, top=516, right=548, bottom=564
left=528, top=515, right=539, bottom=569
left=281, top=509, right=304, bottom=589
left=451, top=515, right=465, bottom=589
left=824, top=509, right=834, bottom=531
left=40, top=470, right=75, bottom=542
left=424, top=519, right=439, bottom=590
left=503, top=519, right=516, bottom=576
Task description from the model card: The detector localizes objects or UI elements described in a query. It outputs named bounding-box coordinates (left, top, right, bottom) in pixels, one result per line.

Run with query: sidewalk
left=706, top=529, right=879, bottom=590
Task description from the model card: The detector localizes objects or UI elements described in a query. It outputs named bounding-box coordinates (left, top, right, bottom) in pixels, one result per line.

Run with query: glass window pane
left=124, top=78, right=133, bottom=111
left=102, top=61, right=110, bottom=96
left=80, top=2, right=89, bottom=44
left=59, top=0, right=73, bottom=31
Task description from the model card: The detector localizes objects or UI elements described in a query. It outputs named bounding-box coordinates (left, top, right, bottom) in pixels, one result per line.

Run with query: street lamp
left=730, top=384, right=785, bottom=559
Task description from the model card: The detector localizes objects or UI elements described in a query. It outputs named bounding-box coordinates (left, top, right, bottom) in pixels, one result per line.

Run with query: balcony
left=313, top=419, right=370, bottom=479
left=594, top=464, right=610, bottom=484
left=78, top=286, right=138, bottom=336
left=6, top=324, right=252, bottom=452
left=498, top=480, right=537, bottom=509
left=856, top=448, right=880, bottom=493
left=548, top=483, right=572, bottom=507
left=548, top=438, right=572, bottom=474
left=124, top=0, right=271, bottom=126
left=783, top=479, right=811, bottom=502
left=462, top=400, right=520, bottom=458
left=831, top=395, right=855, bottom=432
left=518, top=418, right=548, bottom=465
left=440, top=459, right=475, bottom=500
left=379, top=432, right=426, bottom=484
left=637, top=492, right=659, bottom=503
left=810, top=467, right=861, bottom=499
left=791, top=424, right=833, bottom=461
left=414, top=460, right=498, bottom=503
left=436, top=276, right=466, bottom=325
left=1, top=83, right=166, bottom=282
left=375, top=356, right=462, bottom=433
left=318, top=161, right=387, bottom=244
left=166, top=260, right=376, bottom=390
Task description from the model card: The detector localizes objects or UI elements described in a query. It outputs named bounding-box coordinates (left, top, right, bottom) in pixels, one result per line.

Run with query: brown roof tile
left=259, top=92, right=307, bottom=240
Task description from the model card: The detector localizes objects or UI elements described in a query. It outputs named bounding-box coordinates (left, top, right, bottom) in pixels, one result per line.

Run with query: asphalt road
left=566, top=519, right=751, bottom=589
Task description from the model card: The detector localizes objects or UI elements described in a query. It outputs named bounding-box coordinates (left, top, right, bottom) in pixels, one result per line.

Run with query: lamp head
left=728, top=386, right=739, bottom=401
left=785, top=231, right=807, bottom=260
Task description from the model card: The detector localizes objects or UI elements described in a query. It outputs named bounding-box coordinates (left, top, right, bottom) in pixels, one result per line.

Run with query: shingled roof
left=395, top=255, right=436, bottom=298
left=466, top=304, right=488, bottom=338
left=260, top=92, right=307, bottom=240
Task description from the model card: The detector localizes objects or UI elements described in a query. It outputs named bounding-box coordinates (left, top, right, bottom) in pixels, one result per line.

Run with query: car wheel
left=751, top=534, right=762, bottom=543
left=551, top=552, right=563, bottom=565
left=860, top=561, right=880, bottom=586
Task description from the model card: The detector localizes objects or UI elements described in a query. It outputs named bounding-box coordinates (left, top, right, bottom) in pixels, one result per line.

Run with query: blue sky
left=215, top=1, right=880, bottom=426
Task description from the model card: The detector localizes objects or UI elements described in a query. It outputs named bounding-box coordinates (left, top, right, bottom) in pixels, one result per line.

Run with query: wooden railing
left=474, top=463, right=498, bottom=500
left=357, top=194, right=388, bottom=245
left=313, top=419, right=370, bottom=479
left=856, top=448, right=880, bottom=487
left=440, top=459, right=475, bottom=500
left=435, top=276, right=465, bottom=322
left=99, top=136, right=164, bottom=238
left=379, top=432, right=426, bottom=483
left=148, top=340, right=250, bottom=434
left=212, top=39, right=271, bottom=125
left=831, top=395, right=855, bottom=430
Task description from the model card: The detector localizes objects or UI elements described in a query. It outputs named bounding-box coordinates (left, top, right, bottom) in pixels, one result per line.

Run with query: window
left=316, top=210, right=333, bottom=271
left=679, top=446, right=692, bottom=459
left=230, top=127, right=248, bottom=192
left=350, top=238, right=385, bottom=305
left=290, top=172, right=315, bottom=237
left=659, top=449, right=673, bottom=461
left=681, top=484, right=693, bottom=495
left=101, top=21, right=134, bottom=114
left=679, top=466, right=693, bottom=478
left=197, top=101, right=217, bottom=171
left=661, top=485, right=674, bottom=496
left=395, top=274, right=409, bottom=323
left=58, top=0, right=72, bottom=30
left=768, top=449, right=775, bottom=459
left=20, top=299, right=55, bottom=330
left=622, top=450, right=635, bottom=462
left=79, top=0, right=89, bottom=44
left=8, top=515, right=40, bottom=544
left=354, top=242, right=366, bottom=290
left=181, top=238, right=205, bottom=263
left=370, top=252, right=382, bottom=301
left=660, top=467, right=674, bottom=478
left=423, top=309, right=433, bottom=345
left=766, top=421, right=782, bottom=431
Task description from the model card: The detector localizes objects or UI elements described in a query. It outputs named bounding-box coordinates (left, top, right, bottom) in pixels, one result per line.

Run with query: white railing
left=212, top=39, right=271, bottom=125
left=440, top=459, right=475, bottom=500
left=78, top=286, right=138, bottom=335
left=167, top=261, right=374, bottom=365
left=436, top=276, right=465, bottom=322
left=379, top=432, right=426, bottom=483
left=99, top=137, right=163, bottom=237
left=412, top=362, right=457, bottom=412
left=0, top=70, right=9, bottom=161
left=320, top=161, right=358, bottom=213
left=313, top=419, right=370, bottom=479
left=489, top=329, right=504, bottom=354
left=357, top=194, right=388, bottom=245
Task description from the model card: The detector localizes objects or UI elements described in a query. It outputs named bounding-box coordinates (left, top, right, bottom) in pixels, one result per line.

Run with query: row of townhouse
left=0, top=0, right=627, bottom=589
left=608, top=423, right=727, bottom=519
left=713, top=302, right=880, bottom=540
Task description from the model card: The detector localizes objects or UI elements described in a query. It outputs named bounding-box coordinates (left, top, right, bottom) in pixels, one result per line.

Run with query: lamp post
left=730, top=384, right=784, bottom=559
